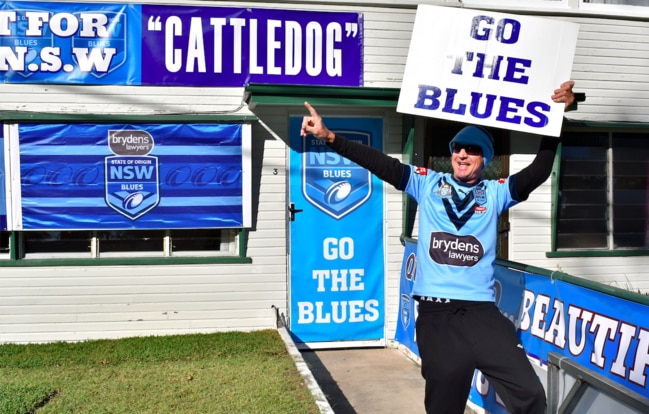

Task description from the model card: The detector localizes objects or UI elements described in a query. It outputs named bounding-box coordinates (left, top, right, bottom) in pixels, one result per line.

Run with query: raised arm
left=513, top=80, right=576, bottom=201
left=301, top=102, right=409, bottom=189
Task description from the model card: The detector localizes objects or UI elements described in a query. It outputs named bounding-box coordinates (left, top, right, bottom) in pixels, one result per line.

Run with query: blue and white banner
left=397, top=5, right=578, bottom=136
left=395, top=239, right=418, bottom=355
left=14, top=123, right=249, bottom=230
left=288, top=116, right=384, bottom=343
left=397, top=241, right=649, bottom=412
left=0, top=1, right=363, bottom=87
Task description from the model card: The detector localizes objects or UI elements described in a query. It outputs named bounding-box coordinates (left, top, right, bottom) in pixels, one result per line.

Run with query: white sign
left=397, top=5, right=579, bottom=137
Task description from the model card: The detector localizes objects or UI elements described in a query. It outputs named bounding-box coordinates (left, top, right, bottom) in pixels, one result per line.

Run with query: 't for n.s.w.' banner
left=397, top=5, right=578, bottom=136
left=0, top=2, right=363, bottom=87
left=6, top=123, right=250, bottom=230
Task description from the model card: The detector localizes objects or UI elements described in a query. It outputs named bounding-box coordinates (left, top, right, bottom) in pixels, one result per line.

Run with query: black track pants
left=415, top=300, right=546, bottom=414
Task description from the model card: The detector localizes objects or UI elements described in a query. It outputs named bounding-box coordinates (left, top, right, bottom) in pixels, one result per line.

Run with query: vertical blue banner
left=395, top=239, right=419, bottom=355
left=289, top=116, right=384, bottom=343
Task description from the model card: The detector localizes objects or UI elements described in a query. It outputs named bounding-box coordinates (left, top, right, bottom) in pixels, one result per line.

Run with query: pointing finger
left=304, top=101, right=319, bottom=118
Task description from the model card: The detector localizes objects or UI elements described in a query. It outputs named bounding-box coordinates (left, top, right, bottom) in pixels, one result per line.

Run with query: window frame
left=549, top=123, right=649, bottom=258
left=0, top=112, right=255, bottom=266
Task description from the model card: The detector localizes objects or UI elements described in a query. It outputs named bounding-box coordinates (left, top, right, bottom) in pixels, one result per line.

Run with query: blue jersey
left=404, top=166, right=518, bottom=302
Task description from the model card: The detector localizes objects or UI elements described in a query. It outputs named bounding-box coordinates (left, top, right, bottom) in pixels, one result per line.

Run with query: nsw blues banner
left=288, top=116, right=384, bottom=343
left=15, top=123, right=249, bottom=230
left=0, top=1, right=363, bottom=87
left=395, top=238, right=419, bottom=355
left=397, top=245, right=649, bottom=411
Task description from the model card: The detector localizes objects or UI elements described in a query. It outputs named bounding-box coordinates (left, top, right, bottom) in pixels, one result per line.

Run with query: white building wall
left=1, top=0, right=648, bottom=343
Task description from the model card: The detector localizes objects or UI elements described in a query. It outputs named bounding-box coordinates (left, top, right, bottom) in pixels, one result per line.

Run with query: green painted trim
left=245, top=83, right=400, bottom=107
left=0, top=112, right=257, bottom=123
left=400, top=127, right=415, bottom=245
left=238, top=228, right=249, bottom=256
left=496, top=258, right=649, bottom=306
left=550, top=141, right=562, bottom=252
left=0, top=256, right=252, bottom=267
left=546, top=250, right=649, bottom=258
left=564, top=119, right=649, bottom=130
left=9, top=232, right=18, bottom=261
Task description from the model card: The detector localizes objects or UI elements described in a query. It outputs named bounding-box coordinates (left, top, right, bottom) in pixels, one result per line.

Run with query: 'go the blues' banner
left=11, top=123, right=250, bottom=230
left=397, top=5, right=578, bottom=136
left=288, top=116, right=384, bottom=343
left=0, top=2, right=363, bottom=87
left=397, top=239, right=649, bottom=412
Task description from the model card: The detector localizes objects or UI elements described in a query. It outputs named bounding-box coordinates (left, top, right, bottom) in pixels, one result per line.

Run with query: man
left=300, top=81, right=575, bottom=414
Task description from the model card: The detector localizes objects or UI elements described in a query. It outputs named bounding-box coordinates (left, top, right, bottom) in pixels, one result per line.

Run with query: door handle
left=288, top=203, right=303, bottom=221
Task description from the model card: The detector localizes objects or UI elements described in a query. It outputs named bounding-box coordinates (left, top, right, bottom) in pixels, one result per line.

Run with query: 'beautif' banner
left=0, top=2, right=363, bottom=87
left=397, top=5, right=579, bottom=136
left=396, top=242, right=649, bottom=412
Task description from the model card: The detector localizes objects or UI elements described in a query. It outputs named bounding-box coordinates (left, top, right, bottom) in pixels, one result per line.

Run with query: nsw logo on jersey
left=473, top=183, right=487, bottom=205
left=434, top=183, right=453, bottom=199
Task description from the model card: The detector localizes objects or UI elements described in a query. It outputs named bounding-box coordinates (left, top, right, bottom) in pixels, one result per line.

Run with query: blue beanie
left=448, top=126, right=494, bottom=167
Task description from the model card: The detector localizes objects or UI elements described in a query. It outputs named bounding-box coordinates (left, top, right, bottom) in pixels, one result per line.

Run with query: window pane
left=612, top=133, right=649, bottom=248
left=0, top=232, right=10, bottom=255
left=171, top=229, right=222, bottom=252
left=583, top=0, right=649, bottom=5
left=98, top=230, right=164, bottom=253
left=557, top=133, right=609, bottom=250
left=24, top=231, right=92, bottom=254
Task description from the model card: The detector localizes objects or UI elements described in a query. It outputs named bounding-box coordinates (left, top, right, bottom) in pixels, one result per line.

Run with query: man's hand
left=552, top=80, right=575, bottom=111
left=301, top=102, right=335, bottom=143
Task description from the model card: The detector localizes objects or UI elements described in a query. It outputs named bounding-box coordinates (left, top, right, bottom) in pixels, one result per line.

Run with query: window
left=580, top=0, right=649, bottom=17
left=19, top=229, right=238, bottom=259
left=583, top=0, right=649, bottom=5
left=0, top=231, right=10, bottom=258
left=556, top=131, right=649, bottom=251
left=0, top=122, right=251, bottom=263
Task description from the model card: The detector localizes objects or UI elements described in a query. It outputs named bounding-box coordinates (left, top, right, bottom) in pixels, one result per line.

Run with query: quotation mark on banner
left=148, top=16, right=162, bottom=31
left=345, top=22, right=358, bottom=37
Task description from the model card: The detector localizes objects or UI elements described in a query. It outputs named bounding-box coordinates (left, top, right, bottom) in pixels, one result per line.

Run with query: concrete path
left=301, top=348, right=426, bottom=414
left=301, top=347, right=479, bottom=414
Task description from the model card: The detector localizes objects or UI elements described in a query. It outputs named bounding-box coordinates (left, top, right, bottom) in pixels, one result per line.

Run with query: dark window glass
left=557, top=133, right=609, bottom=250
left=557, top=131, right=649, bottom=251
left=612, top=134, right=649, bottom=248
left=98, top=230, right=164, bottom=253
left=171, top=229, right=222, bottom=251
left=0, top=232, right=10, bottom=254
left=24, top=231, right=92, bottom=254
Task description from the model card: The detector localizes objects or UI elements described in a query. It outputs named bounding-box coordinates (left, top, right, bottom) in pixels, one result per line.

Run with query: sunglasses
left=452, top=143, right=483, bottom=156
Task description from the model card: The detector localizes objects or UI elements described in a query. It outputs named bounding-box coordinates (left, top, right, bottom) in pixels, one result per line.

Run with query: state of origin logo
left=104, top=129, right=160, bottom=220
left=302, top=131, right=372, bottom=219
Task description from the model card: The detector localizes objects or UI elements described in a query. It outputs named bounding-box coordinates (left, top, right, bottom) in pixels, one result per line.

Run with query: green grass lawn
left=0, top=330, right=319, bottom=414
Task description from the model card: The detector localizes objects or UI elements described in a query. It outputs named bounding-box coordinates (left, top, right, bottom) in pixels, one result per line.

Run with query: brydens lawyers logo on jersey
left=428, top=231, right=484, bottom=266
left=415, top=166, right=428, bottom=175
